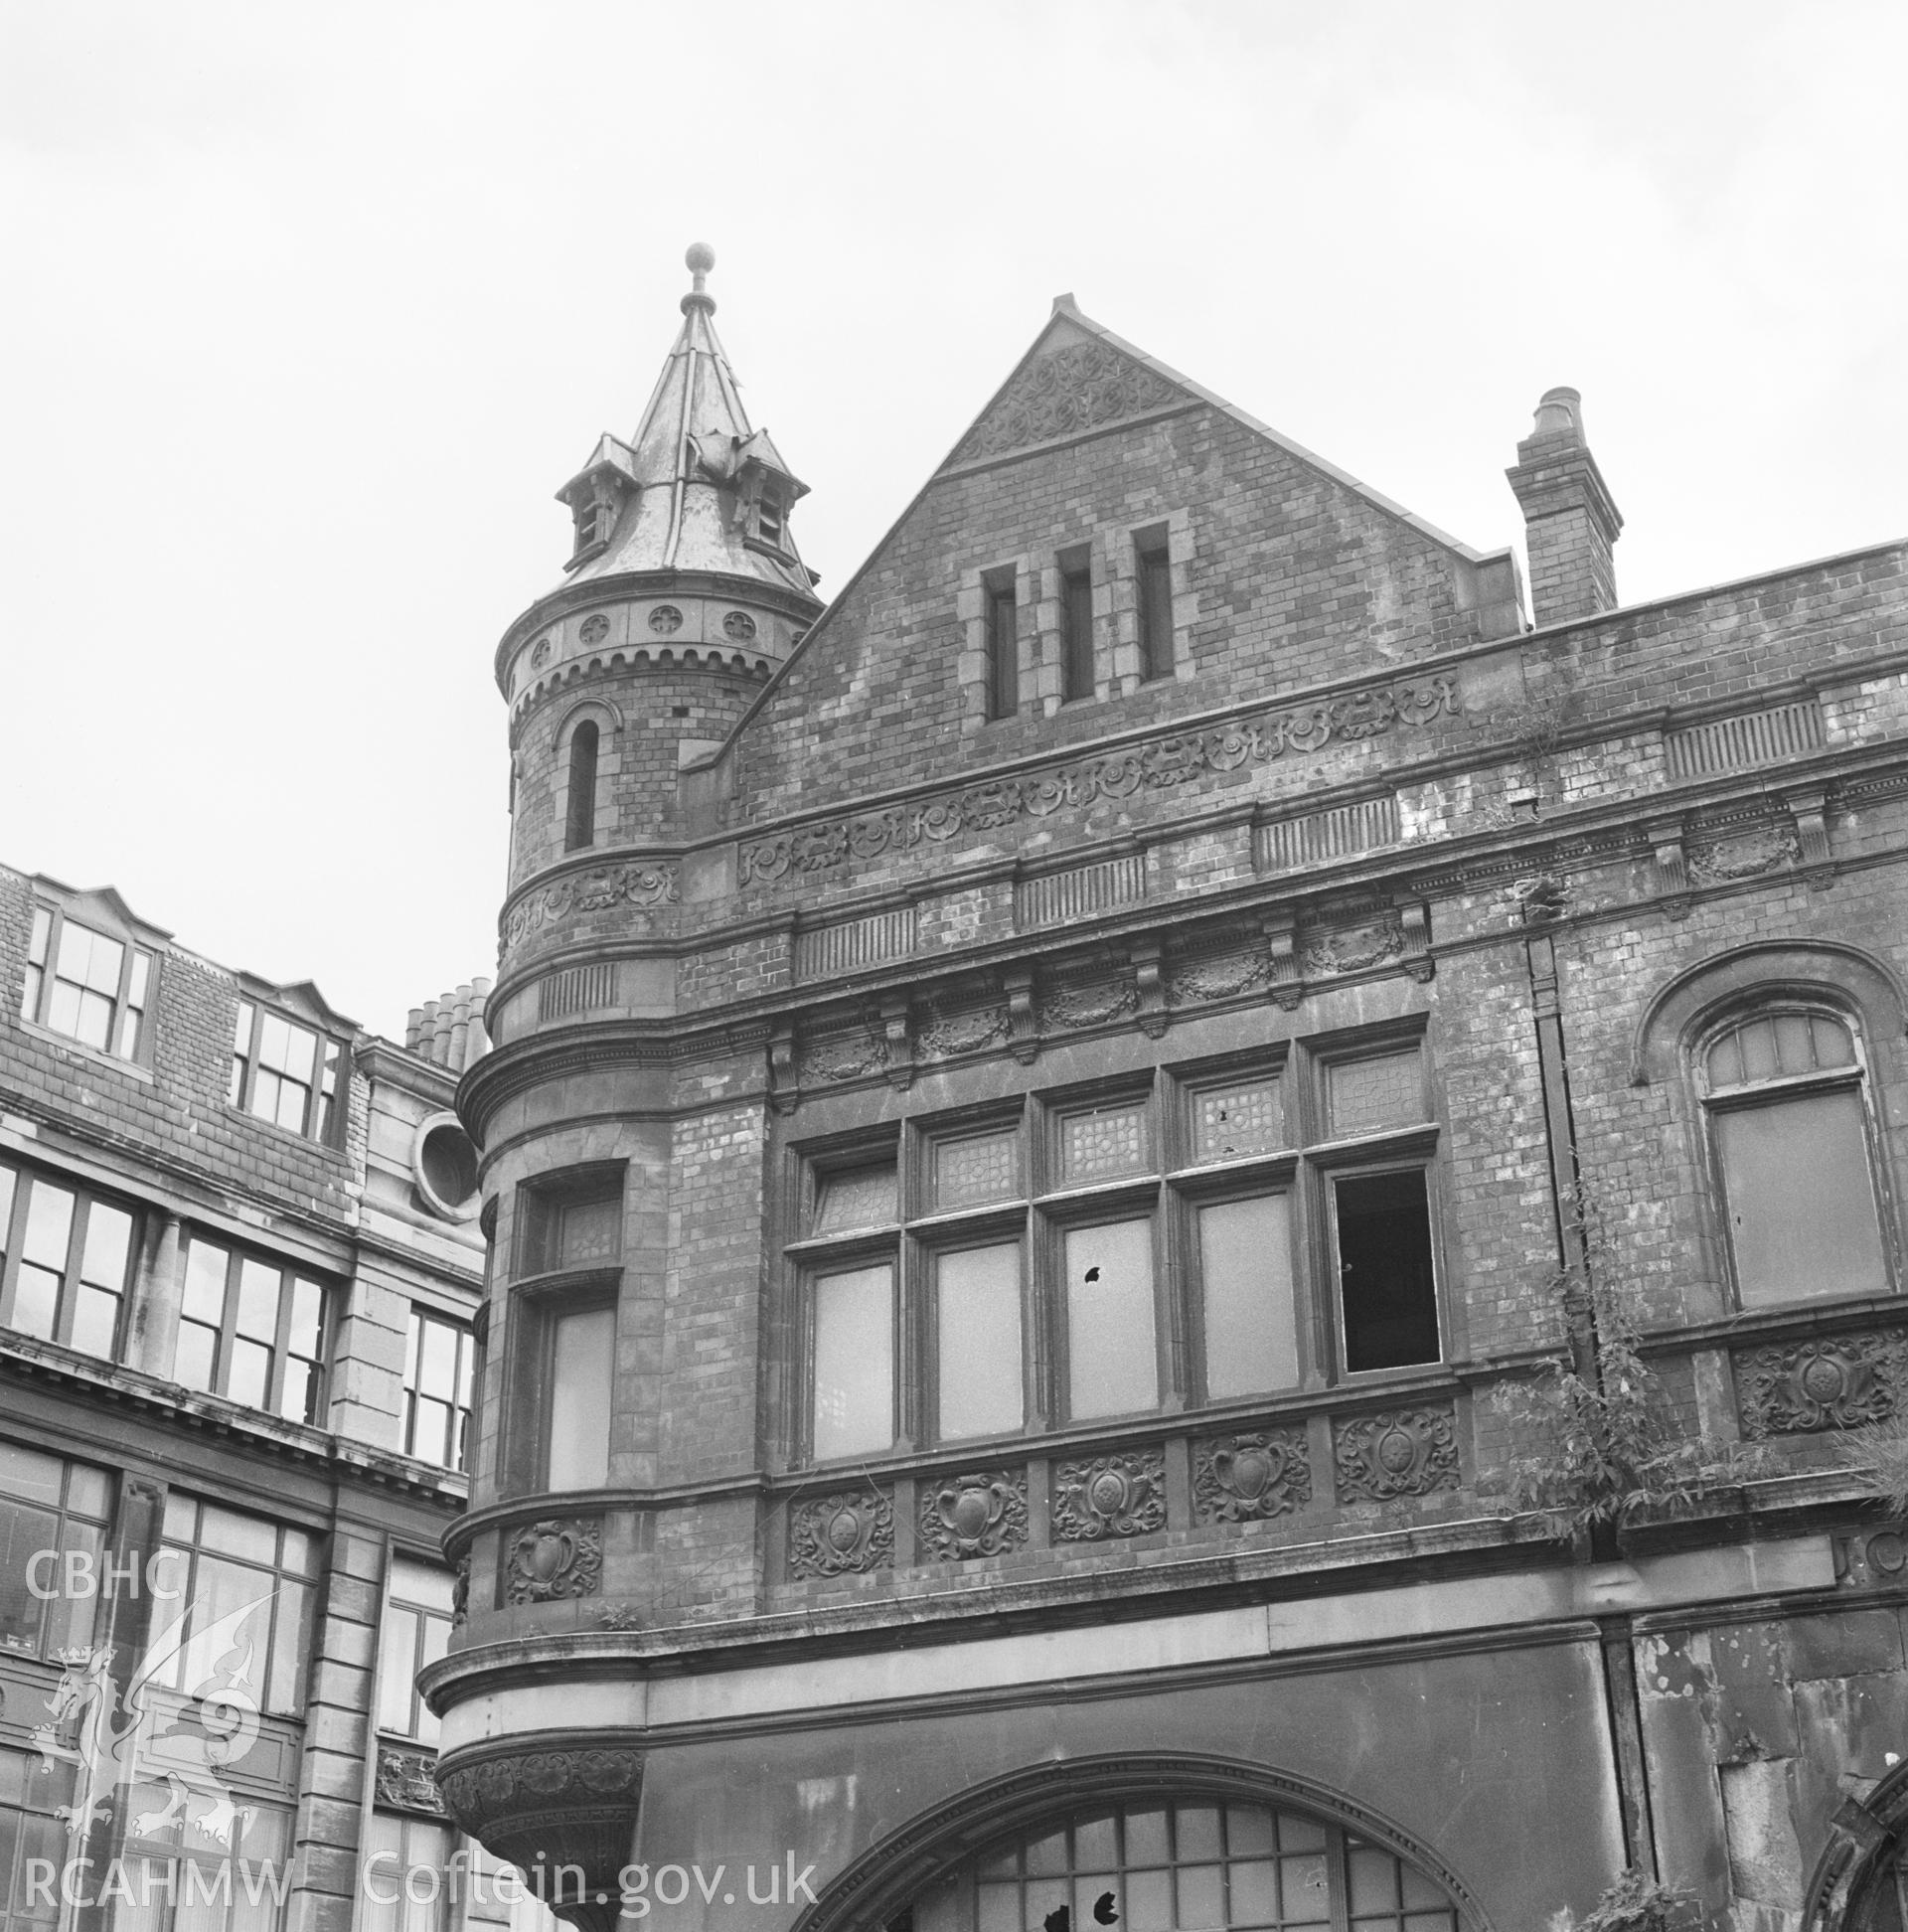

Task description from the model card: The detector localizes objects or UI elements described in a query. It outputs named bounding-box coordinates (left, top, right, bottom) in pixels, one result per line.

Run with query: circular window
left=530, top=635, right=552, bottom=669
left=723, top=609, right=758, bottom=642
left=412, top=1113, right=480, bottom=1221
left=579, top=614, right=610, bottom=645
left=649, top=605, right=684, bottom=634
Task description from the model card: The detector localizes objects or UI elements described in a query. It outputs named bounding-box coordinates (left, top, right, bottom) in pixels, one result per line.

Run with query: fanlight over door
left=903, top=1797, right=1460, bottom=1932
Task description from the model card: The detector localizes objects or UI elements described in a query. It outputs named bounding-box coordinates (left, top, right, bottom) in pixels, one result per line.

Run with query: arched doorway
left=795, top=1756, right=1483, bottom=1932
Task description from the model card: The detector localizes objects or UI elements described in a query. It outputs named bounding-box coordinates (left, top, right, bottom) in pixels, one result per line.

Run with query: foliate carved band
left=1734, top=1332, right=1906, bottom=1438
left=376, top=1744, right=445, bottom=1817
left=1334, top=1407, right=1460, bottom=1502
left=504, top=1517, right=603, bottom=1605
left=738, top=677, right=1461, bottom=887
left=1193, top=1429, right=1312, bottom=1524
left=918, top=1470, right=1030, bottom=1561
left=787, top=1487, right=894, bottom=1578
left=502, top=862, right=679, bottom=955
left=1052, top=1450, right=1168, bottom=1541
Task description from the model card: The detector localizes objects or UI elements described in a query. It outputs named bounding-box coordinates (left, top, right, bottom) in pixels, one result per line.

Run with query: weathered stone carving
left=949, top=339, right=1184, bottom=464
left=1334, top=1407, right=1460, bottom=1502
left=799, top=1030, right=888, bottom=1084
left=723, top=610, right=757, bottom=641
left=1301, top=916, right=1404, bottom=977
left=529, top=635, right=552, bottom=668
left=737, top=677, right=1461, bottom=886
left=787, top=1488, right=894, bottom=1578
left=437, top=1746, right=643, bottom=1932
left=918, top=1005, right=1013, bottom=1060
left=578, top=614, right=610, bottom=645
left=376, top=1744, right=445, bottom=1816
left=1193, top=1429, right=1311, bottom=1523
left=918, top=1470, right=1029, bottom=1560
left=1052, top=1451, right=1168, bottom=1541
left=1688, top=823, right=1800, bottom=884
left=503, top=1517, right=603, bottom=1605
left=1045, top=980, right=1140, bottom=1031
left=450, top=1554, right=469, bottom=1631
left=1834, top=1525, right=1908, bottom=1590
left=1168, top=949, right=1269, bottom=1006
left=1735, top=1333, right=1905, bottom=1437
left=502, top=864, right=678, bottom=953
left=648, top=604, right=683, bottom=633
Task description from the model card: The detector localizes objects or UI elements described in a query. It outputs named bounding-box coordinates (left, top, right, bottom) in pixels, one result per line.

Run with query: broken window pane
left=812, top=1263, right=894, bottom=1459
left=1336, top=1170, right=1440, bottom=1372
left=1064, top=1220, right=1158, bottom=1418
left=1198, top=1195, right=1298, bottom=1397
left=1715, top=1090, right=1888, bottom=1306
left=936, top=1243, right=1023, bottom=1440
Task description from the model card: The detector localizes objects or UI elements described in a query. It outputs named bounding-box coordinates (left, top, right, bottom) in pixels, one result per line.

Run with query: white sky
left=2, top=2, right=1904, bottom=1041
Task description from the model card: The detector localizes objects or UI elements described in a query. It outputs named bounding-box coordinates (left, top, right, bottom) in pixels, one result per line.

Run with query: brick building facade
left=7, top=242, right=1908, bottom=1932
left=424, top=251, right=1908, bottom=1930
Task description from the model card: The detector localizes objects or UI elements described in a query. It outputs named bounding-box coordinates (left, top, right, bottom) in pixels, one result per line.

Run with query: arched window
left=903, top=1797, right=1458, bottom=1932
left=1700, top=1004, right=1891, bottom=1308
left=564, top=722, right=599, bottom=852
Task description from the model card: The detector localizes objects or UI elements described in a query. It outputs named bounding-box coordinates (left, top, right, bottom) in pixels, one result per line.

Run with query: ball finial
left=686, top=242, right=716, bottom=276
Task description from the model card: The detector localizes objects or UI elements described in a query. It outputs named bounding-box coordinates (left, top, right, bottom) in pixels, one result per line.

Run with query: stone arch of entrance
left=791, top=1752, right=1492, bottom=1932
left=1805, top=1758, right=1908, bottom=1931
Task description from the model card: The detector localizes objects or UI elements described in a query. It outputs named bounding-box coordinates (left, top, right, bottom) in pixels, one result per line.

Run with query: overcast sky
left=2, top=2, right=1903, bottom=1041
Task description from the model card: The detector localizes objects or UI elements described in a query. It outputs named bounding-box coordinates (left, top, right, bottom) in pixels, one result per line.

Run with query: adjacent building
left=424, top=249, right=1908, bottom=1930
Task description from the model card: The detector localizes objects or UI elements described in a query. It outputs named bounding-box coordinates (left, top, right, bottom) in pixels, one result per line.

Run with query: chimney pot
left=1507, top=387, right=1623, bottom=627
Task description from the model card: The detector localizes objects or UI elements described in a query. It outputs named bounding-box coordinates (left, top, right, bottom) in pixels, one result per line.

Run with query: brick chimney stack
left=1506, top=387, right=1623, bottom=628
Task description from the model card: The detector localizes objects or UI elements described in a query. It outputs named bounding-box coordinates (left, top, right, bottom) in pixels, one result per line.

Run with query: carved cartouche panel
left=1193, top=1429, right=1311, bottom=1524
left=503, top=1517, right=603, bottom=1605
left=1334, top=1407, right=1460, bottom=1502
left=1734, top=1332, right=1906, bottom=1438
left=376, top=1744, right=445, bottom=1817
left=787, top=1488, right=894, bottom=1579
left=1052, top=1450, right=1168, bottom=1541
left=918, top=1470, right=1029, bottom=1561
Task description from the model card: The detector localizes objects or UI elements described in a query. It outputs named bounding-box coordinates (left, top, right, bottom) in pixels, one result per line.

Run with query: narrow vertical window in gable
left=1060, top=551, right=1094, bottom=703
left=1135, top=534, right=1173, bottom=683
left=985, top=580, right=1019, bottom=722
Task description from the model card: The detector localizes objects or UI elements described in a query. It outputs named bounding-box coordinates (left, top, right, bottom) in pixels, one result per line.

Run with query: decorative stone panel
left=502, top=1516, right=603, bottom=1605
left=1257, top=794, right=1400, bottom=873
left=917, top=1469, right=1030, bottom=1561
left=1193, top=1429, right=1311, bottom=1523
left=437, top=1745, right=643, bottom=1932
left=1834, top=1525, right=1908, bottom=1590
left=946, top=338, right=1184, bottom=466
left=787, top=1487, right=894, bottom=1578
left=918, top=1003, right=1014, bottom=1063
left=1665, top=698, right=1824, bottom=778
left=1302, top=914, right=1405, bottom=978
left=1733, top=1332, right=1906, bottom=1438
left=376, top=1744, right=445, bottom=1817
left=1016, top=855, right=1146, bottom=929
left=502, top=862, right=677, bottom=955
left=1333, top=1407, right=1460, bottom=1502
left=1052, top=1450, right=1168, bottom=1541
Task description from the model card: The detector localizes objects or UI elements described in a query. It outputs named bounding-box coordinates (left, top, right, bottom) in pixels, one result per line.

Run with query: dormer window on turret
left=556, top=435, right=639, bottom=573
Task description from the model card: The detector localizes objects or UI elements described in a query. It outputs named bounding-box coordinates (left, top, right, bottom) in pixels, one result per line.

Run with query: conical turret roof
left=555, top=244, right=817, bottom=597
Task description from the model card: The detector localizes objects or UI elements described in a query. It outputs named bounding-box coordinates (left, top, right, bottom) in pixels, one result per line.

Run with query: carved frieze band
left=1733, top=1331, right=1906, bottom=1438
left=786, top=1487, right=894, bottom=1578
left=437, top=1746, right=643, bottom=1833
left=738, top=676, right=1460, bottom=887
left=917, top=1469, right=1030, bottom=1561
left=1193, top=1428, right=1312, bottom=1523
left=502, top=862, right=679, bottom=956
left=376, top=1745, right=446, bottom=1818
left=1052, top=1450, right=1168, bottom=1541
left=1333, top=1406, right=1460, bottom=1502
left=502, top=1516, right=603, bottom=1605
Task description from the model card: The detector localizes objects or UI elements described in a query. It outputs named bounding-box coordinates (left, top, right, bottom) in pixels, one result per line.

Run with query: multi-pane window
left=0, top=1748, right=75, bottom=1932
left=789, top=1040, right=1443, bottom=1464
left=230, top=1001, right=343, bottom=1143
left=906, top=1797, right=1458, bottom=1932
left=1701, top=1005, right=1891, bottom=1308
left=1059, top=551, right=1094, bottom=702
left=376, top=1555, right=455, bottom=1743
left=985, top=578, right=1019, bottom=721
left=0, top=1160, right=139, bottom=1359
left=120, top=1792, right=295, bottom=1932
left=153, top=1492, right=319, bottom=1716
left=514, top=1170, right=624, bottom=1494
left=20, top=904, right=153, bottom=1059
left=1135, top=535, right=1173, bottom=683
left=363, top=1814, right=456, bottom=1932
left=0, top=1443, right=111, bottom=1660
left=174, top=1236, right=330, bottom=1423
left=403, top=1308, right=475, bottom=1470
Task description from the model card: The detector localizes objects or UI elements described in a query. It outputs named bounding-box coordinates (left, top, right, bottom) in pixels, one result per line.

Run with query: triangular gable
left=938, top=305, right=1193, bottom=471
left=237, top=973, right=360, bottom=1037
left=31, top=877, right=173, bottom=944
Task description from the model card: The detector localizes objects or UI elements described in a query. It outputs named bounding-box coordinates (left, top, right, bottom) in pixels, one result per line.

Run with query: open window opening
left=1335, top=1169, right=1440, bottom=1372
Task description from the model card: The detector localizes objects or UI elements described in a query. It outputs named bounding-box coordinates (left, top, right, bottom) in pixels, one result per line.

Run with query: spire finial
left=682, top=242, right=716, bottom=316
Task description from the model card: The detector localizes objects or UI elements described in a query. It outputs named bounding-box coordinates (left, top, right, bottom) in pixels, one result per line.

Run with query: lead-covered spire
left=554, top=244, right=816, bottom=595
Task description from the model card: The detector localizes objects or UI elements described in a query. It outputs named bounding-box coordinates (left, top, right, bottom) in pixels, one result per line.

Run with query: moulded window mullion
left=215, top=1250, right=244, bottom=1397
left=0, top=1179, right=27, bottom=1330
left=51, top=1196, right=87, bottom=1350
left=266, top=1264, right=295, bottom=1416
left=1325, top=1823, right=1352, bottom=1932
